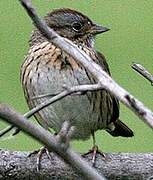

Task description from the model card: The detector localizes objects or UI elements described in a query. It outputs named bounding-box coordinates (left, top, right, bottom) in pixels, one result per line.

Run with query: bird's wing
left=96, top=51, right=120, bottom=121
left=96, top=51, right=111, bottom=75
left=96, top=51, right=133, bottom=137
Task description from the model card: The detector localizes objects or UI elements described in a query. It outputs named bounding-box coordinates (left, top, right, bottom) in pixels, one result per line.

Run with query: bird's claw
left=82, top=146, right=106, bottom=167
left=28, top=146, right=52, bottom=171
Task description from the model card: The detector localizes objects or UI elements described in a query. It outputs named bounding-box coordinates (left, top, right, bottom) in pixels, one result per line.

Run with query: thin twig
left=131, top=63, right=153, bottom=84
left=25, top=84, right=101, bottom=118
left=31, top=93, right=59, bottom=100
left=0, top=103, right=105, bottom=180
left=56, top=121, right=75, bottom=149
left=0, top=84, right=101, bottom=137
left=18, top=0, right=153, bottom=129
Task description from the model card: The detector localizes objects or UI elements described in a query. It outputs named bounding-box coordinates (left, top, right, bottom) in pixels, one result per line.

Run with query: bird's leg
left=28, top=146, right=52, bottom=171
left=28, top=122, right=73, bottom=171
left=83, top=132, right=106, bottom=166
left=91, top=132, right=98, bottom=166
left=82, top=132, right=97, bottom=166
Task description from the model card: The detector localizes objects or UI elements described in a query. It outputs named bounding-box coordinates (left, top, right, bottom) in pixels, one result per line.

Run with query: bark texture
left=0, top=150, right=152, bottom=180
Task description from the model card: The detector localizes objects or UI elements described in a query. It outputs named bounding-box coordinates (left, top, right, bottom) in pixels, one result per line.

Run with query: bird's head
left=44, top=8, right=110, bottom=47
left=30, top=8, right=110, bottom=47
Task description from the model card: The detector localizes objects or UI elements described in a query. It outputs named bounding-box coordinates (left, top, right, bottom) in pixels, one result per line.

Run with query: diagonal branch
left=0, top=103, right=105, bottom=180
left=18, top=0, right=153, bottom=129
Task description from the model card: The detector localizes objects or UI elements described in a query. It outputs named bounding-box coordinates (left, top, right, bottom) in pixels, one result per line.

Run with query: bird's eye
left=87, top=21, right=91, bottom=25
left=72, top=22, right=82, bottom=32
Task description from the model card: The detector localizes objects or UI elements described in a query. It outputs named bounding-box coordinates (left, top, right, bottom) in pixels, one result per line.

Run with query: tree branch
left=0, top=103, right=105, bottom=180
left=131, top=63, right=153, bottom=84
left=0, top=1, right=153, bottom=179
left=18, top=0, right=153, bottom=129
left=0, top=149, right=152, bottom=180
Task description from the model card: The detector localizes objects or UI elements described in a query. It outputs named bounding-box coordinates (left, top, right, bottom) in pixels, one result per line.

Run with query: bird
left=2, top=8, right=134, bottom=165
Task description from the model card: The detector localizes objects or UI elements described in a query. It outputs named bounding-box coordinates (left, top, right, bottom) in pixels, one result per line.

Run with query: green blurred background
left=0, top=0, right=153, bottom=153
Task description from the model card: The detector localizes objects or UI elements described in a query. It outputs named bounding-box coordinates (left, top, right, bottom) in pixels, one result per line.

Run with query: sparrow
left=1, top=8, right=134, bottom=165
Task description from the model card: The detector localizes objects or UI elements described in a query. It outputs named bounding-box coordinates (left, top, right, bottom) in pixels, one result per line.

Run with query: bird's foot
left=83, top=145, right=106, bottom=167
left=28, top=146, right=52, bottom=171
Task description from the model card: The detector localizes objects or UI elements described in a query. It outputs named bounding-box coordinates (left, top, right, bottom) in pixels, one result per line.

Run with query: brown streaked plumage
left=21, top=8, right=133, bottom=146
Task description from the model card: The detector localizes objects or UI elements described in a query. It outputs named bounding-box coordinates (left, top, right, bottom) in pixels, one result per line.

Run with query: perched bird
left=2, top=8, right=134, bottom=163
left=22, top=8, right=133, bottom=148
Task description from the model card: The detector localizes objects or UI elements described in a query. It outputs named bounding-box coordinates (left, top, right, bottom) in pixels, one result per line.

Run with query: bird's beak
left=91, top=24, right=110, bottom=35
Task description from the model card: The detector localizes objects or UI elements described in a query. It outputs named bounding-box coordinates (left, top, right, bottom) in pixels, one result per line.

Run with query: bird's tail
left=107, top=119, right=134, bottom=137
